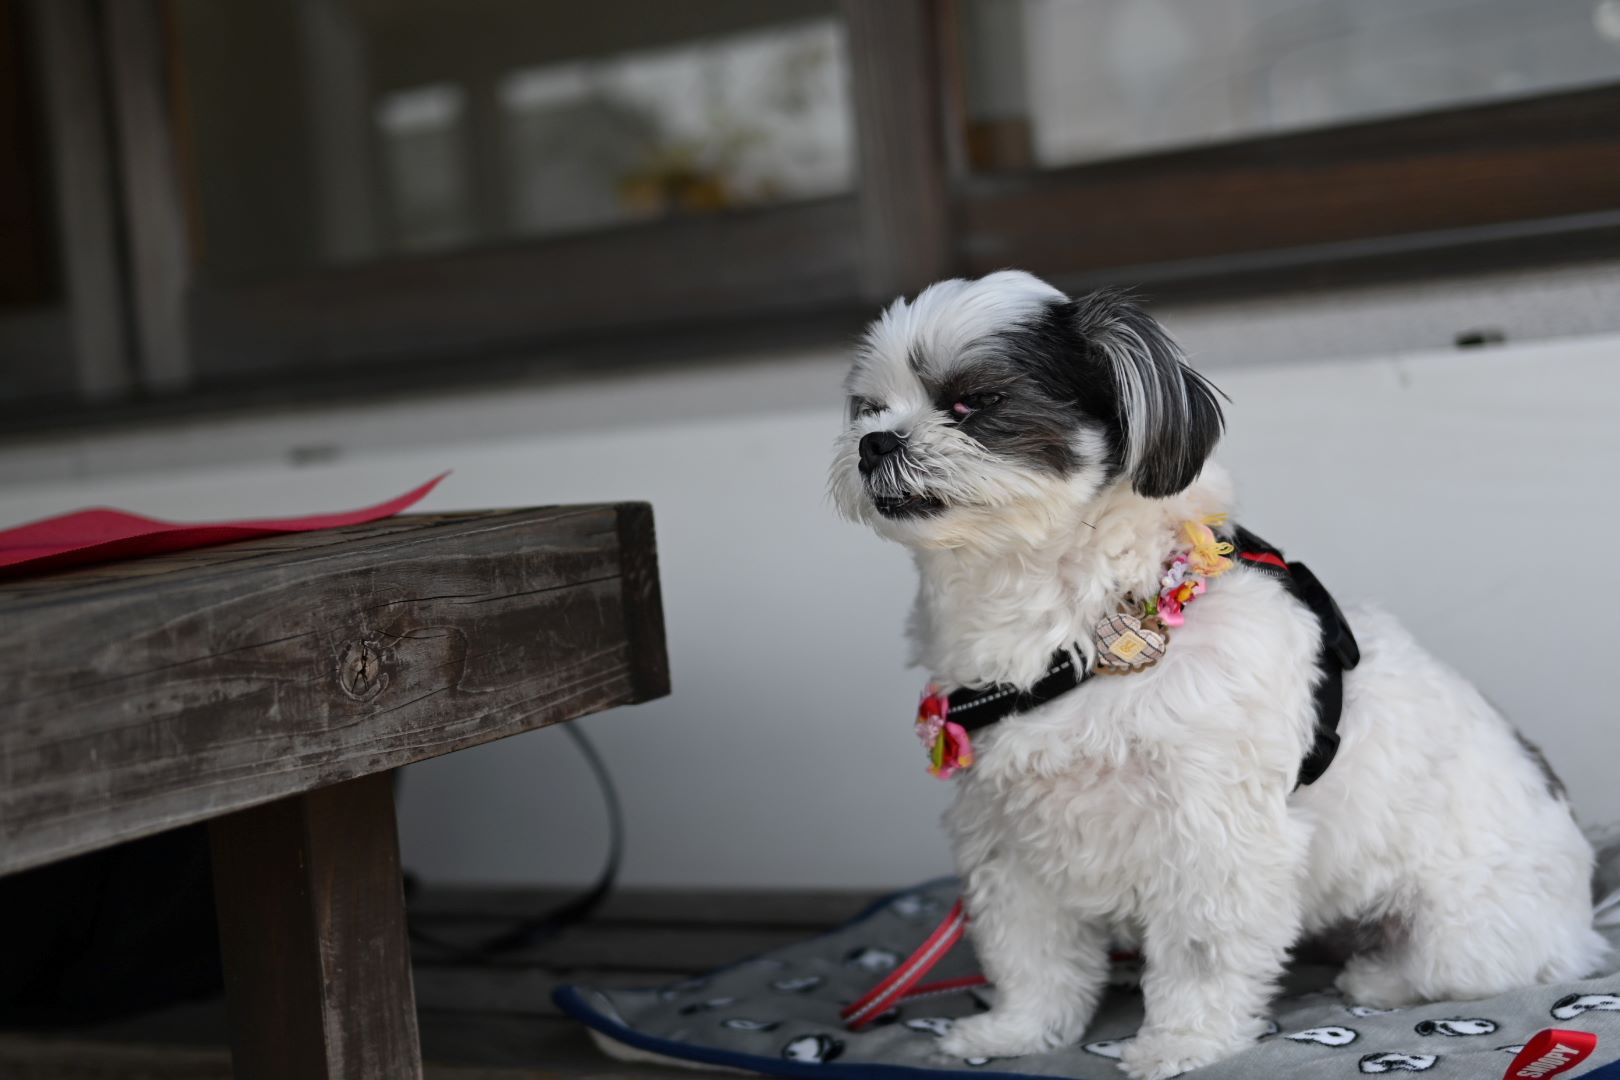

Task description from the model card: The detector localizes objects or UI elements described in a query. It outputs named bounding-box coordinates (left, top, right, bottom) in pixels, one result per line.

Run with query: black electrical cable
left=407, top=723, right=624, bottom=964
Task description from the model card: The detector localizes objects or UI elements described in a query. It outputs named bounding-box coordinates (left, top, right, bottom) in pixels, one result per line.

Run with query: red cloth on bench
left=0, top=473, right=446, bottom=580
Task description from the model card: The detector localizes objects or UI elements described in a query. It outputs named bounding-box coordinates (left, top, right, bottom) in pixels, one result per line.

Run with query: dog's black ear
left=1073, top=290, right=1224, bottom=498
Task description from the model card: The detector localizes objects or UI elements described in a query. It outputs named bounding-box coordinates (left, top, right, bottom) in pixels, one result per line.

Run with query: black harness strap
left=1229, top=527, right=1361, bottom=788
left=937, top=525, right=1360, bottom=789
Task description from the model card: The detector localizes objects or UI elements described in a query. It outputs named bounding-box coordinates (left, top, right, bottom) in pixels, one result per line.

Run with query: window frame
left=948, top=76, right=1620, bottom=299
left=7, top=0, right=1620, bottom=428
left=0, top=0, right=132, bottom=407
left=88, top=0, right=941, bottom=404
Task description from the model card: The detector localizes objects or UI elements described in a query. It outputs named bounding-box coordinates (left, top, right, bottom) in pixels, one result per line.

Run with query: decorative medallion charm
left=915, top=684, right=974, bottom=779
left=1093, top=606, right=1169, bottom=673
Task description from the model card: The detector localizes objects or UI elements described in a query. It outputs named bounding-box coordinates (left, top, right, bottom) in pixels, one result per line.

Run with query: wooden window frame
left=0, top=0, right=132, bottom=406
left=6, top=0, right=1620, bottom=428
left=77, top=0, right=950, bottom=407
left=949, top=80, right=1620, bottom=300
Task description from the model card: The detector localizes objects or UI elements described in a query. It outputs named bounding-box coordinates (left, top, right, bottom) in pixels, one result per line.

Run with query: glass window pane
left=0, top=0, right=88, bottom=407
left=170, top=0, right=855, bottom=283
left=0, top=3, right=51, bottom=313
left=958, top=0, right=1620, bottom=170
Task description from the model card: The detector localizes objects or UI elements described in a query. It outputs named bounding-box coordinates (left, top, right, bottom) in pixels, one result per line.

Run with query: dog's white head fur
left=829, top=270, right=1223, bottom=555
left=829, top=270, right=1229, bottom=687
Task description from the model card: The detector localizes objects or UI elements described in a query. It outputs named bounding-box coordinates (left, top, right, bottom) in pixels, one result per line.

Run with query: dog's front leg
left=1118, top=803, right=1304, bottom=1080
left=937, top=863, right=1108, bottom=1060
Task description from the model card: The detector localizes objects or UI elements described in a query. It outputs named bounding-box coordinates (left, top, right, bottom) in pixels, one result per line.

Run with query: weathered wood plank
left=0, top=1036, right=233, bottom=1080
left=0, top=1029, right=688, bottom=1080
left=211, top=773, right=422, bottom=1080
left=0, top=0, right=51, bottom=308
left=0, top=505, right=669, bottom=876
left=955, top=83, right=1620, bottom=293
left=189, top=197, right=863, bottom=382
left=0, top=882, right=867, bottom=1077
left=22, top=0, right=132, bottom=400
left=613, top=503, right=670, bottom=704
left=413, top=968, right=669, bottom=1018
left=0, top=1002, right=726, bottom=1079
left=412, top=923, right=817, bottom=975
left=101, top=0, right=193, bottom=392
left=419, top=1011, right=705, bottom=1076
left=842, top=0, right=953, bottom=300
left=409, top=886, right=881, bottom=931
left=0, top=513, right=488, bottom=599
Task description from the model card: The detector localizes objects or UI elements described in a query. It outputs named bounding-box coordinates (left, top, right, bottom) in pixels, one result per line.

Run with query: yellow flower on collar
left=1183, top=516, right=1235, bottom=576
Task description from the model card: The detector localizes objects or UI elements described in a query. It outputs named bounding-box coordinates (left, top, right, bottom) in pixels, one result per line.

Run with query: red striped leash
left=841, top=900, right=976, bottom=1029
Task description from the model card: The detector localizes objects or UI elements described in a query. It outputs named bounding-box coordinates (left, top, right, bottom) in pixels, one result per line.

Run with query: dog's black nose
left=859, top=431, right=903, bottom=473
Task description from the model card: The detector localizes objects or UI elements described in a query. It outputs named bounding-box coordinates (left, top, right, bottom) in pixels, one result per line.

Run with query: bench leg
left=209, top=772, right=423, bottom=1080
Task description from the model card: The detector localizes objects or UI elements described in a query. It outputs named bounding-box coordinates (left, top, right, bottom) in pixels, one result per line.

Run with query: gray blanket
left=559, top=859, right=1620, bottom=1079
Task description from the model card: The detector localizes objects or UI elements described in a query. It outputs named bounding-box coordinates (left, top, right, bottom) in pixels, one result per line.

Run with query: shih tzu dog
left=828, top=271, right=1606, bottom=1079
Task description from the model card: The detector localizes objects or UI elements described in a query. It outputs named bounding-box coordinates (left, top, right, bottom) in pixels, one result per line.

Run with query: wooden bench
left=0, top=505, right=669, bottom=1080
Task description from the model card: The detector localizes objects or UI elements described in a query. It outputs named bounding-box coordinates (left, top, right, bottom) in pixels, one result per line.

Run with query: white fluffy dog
left=828, top=271, right=1606, bottom=1079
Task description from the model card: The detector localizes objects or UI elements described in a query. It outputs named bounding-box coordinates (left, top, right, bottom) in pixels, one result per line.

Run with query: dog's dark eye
left=950, top=393, right=1002, bottom=420
left=851, top=397, right=885, bottom=419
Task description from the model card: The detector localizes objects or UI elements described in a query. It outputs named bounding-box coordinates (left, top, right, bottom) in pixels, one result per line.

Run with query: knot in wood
left=337, top=640, right=389, bottom=702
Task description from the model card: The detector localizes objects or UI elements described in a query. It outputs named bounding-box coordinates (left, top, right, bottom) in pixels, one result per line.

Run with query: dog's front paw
left=936, top=1012, right=1074, bottom=1060
left=1118, top=1029, right=1240, bottom=1080
left=1336, top=956, right=1420, bottom=1010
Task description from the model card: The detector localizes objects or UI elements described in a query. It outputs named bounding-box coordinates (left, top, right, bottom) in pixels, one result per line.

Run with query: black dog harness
left=939, top=526, right=1360, bottom=789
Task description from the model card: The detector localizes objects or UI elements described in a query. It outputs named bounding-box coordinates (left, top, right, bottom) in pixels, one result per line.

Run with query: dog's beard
left=828, top=425, right=993, bottom=530
left=861, top=453, right=948, bottom=520
left=828, top=427, right=1111, bottom=550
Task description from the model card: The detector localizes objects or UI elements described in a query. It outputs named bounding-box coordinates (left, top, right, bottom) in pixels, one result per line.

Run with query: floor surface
left=0, top=886, right=881, bottom=1079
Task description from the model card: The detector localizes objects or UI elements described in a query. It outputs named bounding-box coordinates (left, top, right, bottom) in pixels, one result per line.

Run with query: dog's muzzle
left=858, top=431, right=945, bottom=518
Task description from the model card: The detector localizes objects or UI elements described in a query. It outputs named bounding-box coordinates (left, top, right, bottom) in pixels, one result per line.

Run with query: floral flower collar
left=914, top=515, right=1235, bottom=778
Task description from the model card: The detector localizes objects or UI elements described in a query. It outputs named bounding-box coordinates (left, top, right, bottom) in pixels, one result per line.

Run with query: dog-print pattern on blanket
left=1285, top=1025, right=1358, bottom=1046
left=783, top=1034, right=843, bottom=1063
left=677, top=996, right=736, bottom=1015
left=559, top=877, right=1620, bottom=1080
left=1081, top=1038, right=1132, bottom=1060
left=722, top=1017, right=781, bottom=1032
left=845, top=946, right=901, bottom=973
left=1413, top=1017, right=1496, bottom=1036
left=1552, top=992, right=1620, bottom=1020
left=1358, top=1051, right=1438, bottom=1073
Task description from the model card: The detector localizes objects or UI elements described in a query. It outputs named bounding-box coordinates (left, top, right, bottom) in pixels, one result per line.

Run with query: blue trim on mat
left=553, top=985, right=1053, bottom=1080
left=1583, top=1056, right=1620, bottom=1080
left=552, top=877, right=1065, bottom=1080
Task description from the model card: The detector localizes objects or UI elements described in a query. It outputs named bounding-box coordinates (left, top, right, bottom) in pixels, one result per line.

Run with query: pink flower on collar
left=929, top=721, right=975, bottom=779
left=1158, top=574, right=1205, bottom=626
left=915, top=685, right=974, bottom=779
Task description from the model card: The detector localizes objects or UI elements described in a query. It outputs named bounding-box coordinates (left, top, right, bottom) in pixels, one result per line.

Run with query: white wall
left=1, top=328, right=1616, bottom=889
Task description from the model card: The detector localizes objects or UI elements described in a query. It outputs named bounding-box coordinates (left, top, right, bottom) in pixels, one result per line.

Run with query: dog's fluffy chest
left=947, top=737, right=1171, bottom=921
left=936, top=573, right=1322, bottom=924
left=910, top=479, right=1234, bottom=689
